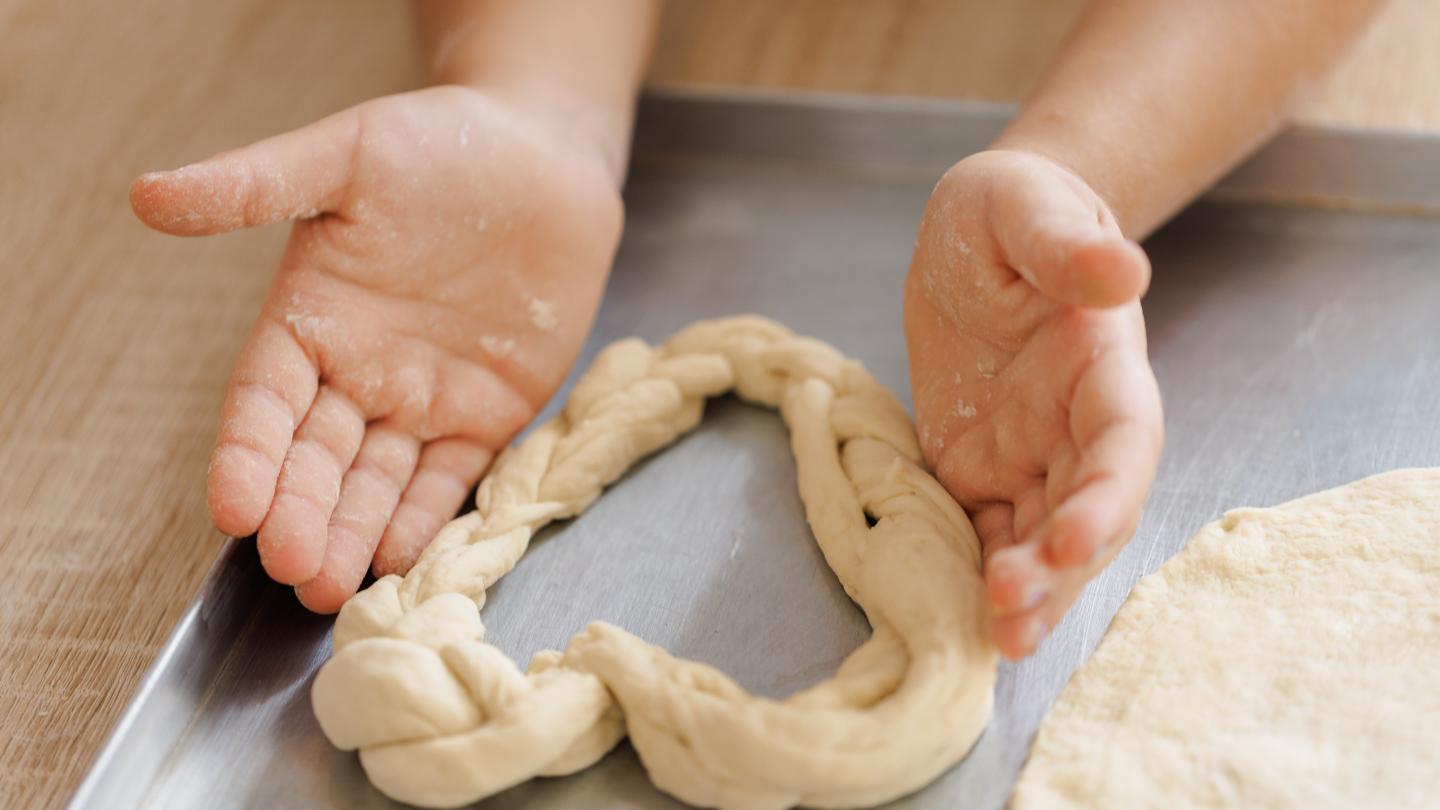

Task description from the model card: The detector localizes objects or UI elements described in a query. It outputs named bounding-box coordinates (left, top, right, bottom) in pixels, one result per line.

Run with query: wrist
left=985, top=135, right=1131, bottom=231
left=440, top=79, right=635, bottom=188
left=415, top=1, right=658, bottom=189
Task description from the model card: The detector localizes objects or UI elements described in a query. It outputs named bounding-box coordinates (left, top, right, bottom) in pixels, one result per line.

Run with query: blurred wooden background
left=653, top=0, right=1440, bottom=129
left=1, top=0, right=1435, bottom=806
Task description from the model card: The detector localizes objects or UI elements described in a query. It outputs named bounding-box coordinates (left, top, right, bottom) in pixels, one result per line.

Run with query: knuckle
left=363, top=435, right=417, bottom=486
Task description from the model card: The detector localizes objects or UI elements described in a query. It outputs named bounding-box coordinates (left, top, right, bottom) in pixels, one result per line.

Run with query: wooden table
left=2, top=1, right=1435, bottom=806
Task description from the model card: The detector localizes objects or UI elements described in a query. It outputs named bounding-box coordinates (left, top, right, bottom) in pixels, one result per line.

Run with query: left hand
left=130, top=86, right=625, bottom=612
left=903, top=149, right=1164, bottom=659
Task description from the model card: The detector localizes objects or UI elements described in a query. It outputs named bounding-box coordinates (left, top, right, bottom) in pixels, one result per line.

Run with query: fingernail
left=1021, top=580, right=1049, bottom=610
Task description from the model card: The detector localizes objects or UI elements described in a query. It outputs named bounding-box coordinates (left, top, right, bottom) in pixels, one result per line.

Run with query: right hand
left=904, top=150, right=1163, bottom=659
left=131, top=86, right=624, bottom=612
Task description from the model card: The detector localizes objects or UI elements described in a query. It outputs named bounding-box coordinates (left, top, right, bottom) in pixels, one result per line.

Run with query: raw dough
left=311, top=315, right=998, bottom=809
left=1012, top=468, right=1440, bottom=809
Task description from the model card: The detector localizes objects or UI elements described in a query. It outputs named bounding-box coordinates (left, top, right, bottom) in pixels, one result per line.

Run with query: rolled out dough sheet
left=1011, top=468, right=1440, bottom=809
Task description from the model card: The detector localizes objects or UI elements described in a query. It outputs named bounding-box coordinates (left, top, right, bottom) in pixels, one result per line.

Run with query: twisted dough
left=311, top=315, right=997, bottom=809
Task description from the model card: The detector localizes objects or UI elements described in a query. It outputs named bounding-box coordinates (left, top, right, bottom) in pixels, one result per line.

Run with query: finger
left=255, top=388, right=365, bottom=585
left=992, top=578, right=1076, bottom=661
left=989, top=427, right=1153, bottom=656
left=991, top=158, right=1151, bottom=308
left=207, top=319, right=318, bottom=538
left=1013, top=234, right=1151, bottom=310
left=992, top=610, right=1052, bottom=661
left=371, top=438, right=493, bottom=578
left=1010, top=483, right=1051, bottom=546
left=129, top=106, right=360, bottom=236
left=972, top=502, right=1018, bottom=565
left=986, top=540, right=1060, bottom=618
left=994, top=534, right=1128, bottom=660
left=295, top=425, right=421, bottom=613
left=1043, top=463, right=1147, bottom=569
left=1044, top=344, right=1163, bottom=568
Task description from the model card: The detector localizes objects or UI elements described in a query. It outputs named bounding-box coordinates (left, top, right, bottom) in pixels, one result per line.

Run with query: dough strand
left=311, top=315, right=998, bottom=809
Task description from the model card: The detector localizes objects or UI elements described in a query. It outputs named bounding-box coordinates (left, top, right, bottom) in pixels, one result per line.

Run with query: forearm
left=417, top=0, right=662, bottom=183
left=994, top=0, right=1385, bottom=238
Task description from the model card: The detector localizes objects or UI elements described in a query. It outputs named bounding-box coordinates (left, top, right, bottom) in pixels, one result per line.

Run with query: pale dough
left=1012, top=468, right=1440, bottom=809
left=311, top=315, right=998, bottom=809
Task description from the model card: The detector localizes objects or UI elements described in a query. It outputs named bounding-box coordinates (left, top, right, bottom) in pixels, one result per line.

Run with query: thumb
left=991, top=155, right=1151, bottom=309
left=130, top=106, right=360, bottom=236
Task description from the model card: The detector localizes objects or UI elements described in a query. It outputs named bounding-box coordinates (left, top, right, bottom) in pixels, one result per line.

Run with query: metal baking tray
left=70, top=89, right=1440, bottom=809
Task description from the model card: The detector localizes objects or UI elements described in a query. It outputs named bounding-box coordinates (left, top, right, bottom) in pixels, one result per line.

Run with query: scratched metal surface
left=72, top=92, right=1440, bottom=810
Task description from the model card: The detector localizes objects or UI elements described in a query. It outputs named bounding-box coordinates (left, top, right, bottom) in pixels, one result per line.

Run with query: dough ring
left=311, top=315, right=998, bottom=809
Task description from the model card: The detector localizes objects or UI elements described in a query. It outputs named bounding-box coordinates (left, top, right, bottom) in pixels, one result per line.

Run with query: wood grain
left=0, top=0, right=1435, bottom=807
left=0, top=3, right=416, bottom=807
left=652, top=0, right=1440, bottom=130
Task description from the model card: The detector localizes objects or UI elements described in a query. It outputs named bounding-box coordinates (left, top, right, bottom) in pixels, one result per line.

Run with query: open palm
left=904, top=150, right=1163, bottom=659
left=132, top=87, right=623, bottom=611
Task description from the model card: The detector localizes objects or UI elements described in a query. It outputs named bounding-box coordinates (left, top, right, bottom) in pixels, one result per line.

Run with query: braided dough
left=1012, top=468, right=1440, bottom=808
left=311, top=315, right=997, bottom=809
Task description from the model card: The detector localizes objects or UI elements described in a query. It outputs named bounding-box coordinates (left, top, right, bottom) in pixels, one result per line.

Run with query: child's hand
left=131, top=86, right=623, bottom=612
left=904, top=150, right=1163, bottom=659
